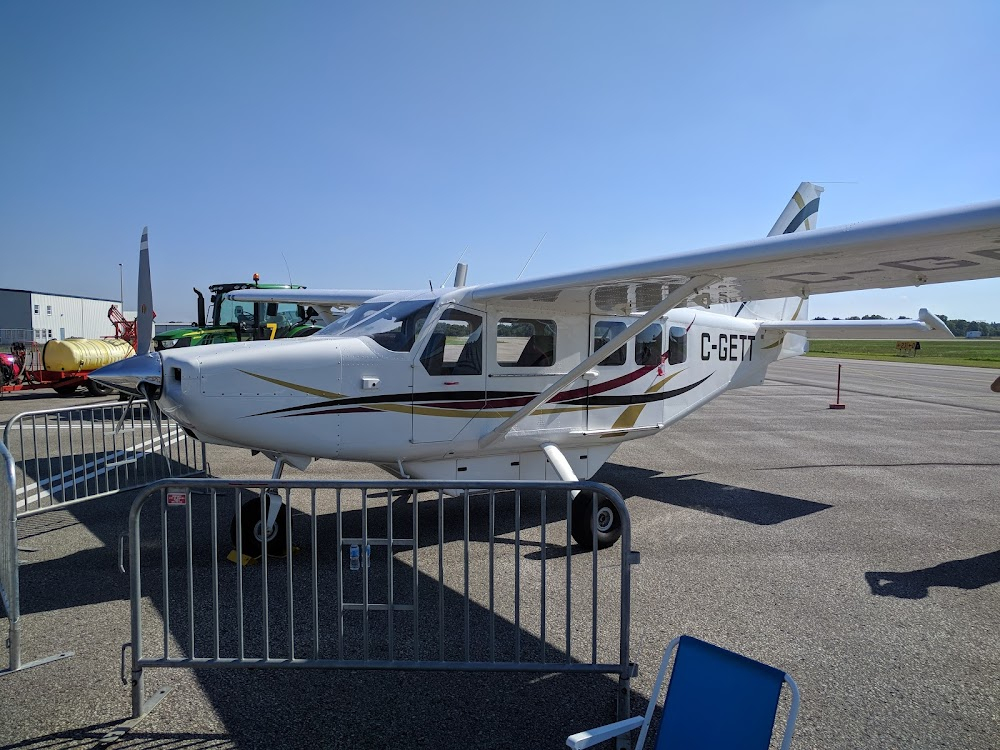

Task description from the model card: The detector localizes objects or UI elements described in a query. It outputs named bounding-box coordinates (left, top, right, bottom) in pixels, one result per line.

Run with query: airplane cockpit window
left=329, top=299, right=435, bottom=352
left=420, top=309, right=483, bottom=376
left=593, top=321, right=627, bottom=366
left=635, top=323, right=663, bottom=366
left=317, top=301, right=393, bottom=337
left=497, top=318, right=557, bottom=367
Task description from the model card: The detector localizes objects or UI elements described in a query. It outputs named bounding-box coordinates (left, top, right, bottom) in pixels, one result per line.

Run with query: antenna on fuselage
left=515, top=232, right=547, bottom=281
left=439, top=246, right=469, bottom=287
left=453, top=262, right=468, bottom=287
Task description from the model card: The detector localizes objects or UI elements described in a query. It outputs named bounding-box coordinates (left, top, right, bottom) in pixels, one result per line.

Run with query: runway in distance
left=93, top=184, right=1000, bottom=552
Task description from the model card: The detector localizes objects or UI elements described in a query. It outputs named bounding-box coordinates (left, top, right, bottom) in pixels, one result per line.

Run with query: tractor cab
left=154, top=278, right=322, bottom=351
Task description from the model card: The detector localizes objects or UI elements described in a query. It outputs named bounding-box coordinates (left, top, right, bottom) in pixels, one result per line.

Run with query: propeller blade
left=136, top=227, right=153, bottom=355
left=139, top=382, right=163, bottom=441
left=113, top=395, right=136, bottom=436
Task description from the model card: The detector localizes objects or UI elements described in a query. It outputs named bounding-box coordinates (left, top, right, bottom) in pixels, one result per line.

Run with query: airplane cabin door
left=586, top=317, right=630, bottom=431
left=586, top=317, right=669, bottom=432
left=411, top=306, right=486, bottom=443
left=486, top=313, right=587, bottom=438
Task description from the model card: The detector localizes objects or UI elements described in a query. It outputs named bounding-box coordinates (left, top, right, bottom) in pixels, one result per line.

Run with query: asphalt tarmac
left=0, top=356, right=997, bottom=749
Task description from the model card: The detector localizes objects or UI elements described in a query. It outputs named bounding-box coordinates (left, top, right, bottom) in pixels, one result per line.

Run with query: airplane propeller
left=92, top=227, right=165, bottom=439
left=136, top=227, right=154, bottom=356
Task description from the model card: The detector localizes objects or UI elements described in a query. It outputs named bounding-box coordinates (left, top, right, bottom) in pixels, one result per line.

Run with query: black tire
left=86, top=379, right=114, bottom=396
left=230, top=493, right=289, bottom=558
left=53, top=383, right=79, bottom=396
left=570, top=491, right=622, bottom=551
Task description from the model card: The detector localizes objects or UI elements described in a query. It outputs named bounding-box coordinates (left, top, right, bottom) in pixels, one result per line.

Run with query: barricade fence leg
left=616, top=671, right=633, bottom=750
left=1, top=443, right=73, bottom=677
left=7, top=620, right=20, bottom=672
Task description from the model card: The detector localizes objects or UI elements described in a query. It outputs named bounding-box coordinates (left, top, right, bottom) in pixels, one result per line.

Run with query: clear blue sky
left=2, top=1, right=998, bottom=324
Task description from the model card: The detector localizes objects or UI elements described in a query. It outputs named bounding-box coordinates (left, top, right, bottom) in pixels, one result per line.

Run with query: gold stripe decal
left=238, top=370, right=346, bottom=400
left=610, top=371, right=683, bottom=430
left=790, top=297, right=804, bottom=321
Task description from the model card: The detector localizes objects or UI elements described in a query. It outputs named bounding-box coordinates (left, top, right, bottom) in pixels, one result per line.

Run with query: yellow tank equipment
left=42, top=338, right=135, bottom=373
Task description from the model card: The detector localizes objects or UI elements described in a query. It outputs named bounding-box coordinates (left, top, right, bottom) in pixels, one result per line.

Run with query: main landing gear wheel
left=230, top=493, right=289, bottom=558
left=570, top=491, right=622, bottom=551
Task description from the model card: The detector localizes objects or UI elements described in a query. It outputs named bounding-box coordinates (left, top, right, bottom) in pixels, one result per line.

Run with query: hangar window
left=635, top=324, right=663, bottom=366
left=497, top=318, right=557, bottom=367
left=593, top=321, right=627, bottom=366
left=46, top=305, right=52, bottom=315
left=420, top=309, right=483, bottom=376
left=33, top=304, right=39, bottom=314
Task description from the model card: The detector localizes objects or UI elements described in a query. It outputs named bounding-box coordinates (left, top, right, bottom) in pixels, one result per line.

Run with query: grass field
left=806, top=338, right=1000, bottom=368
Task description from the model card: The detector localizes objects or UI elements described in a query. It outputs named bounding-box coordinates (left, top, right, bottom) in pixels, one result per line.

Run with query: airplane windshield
left=318, top=301, right=393, bottom=337
left=319, top=299, right=436, bottom=353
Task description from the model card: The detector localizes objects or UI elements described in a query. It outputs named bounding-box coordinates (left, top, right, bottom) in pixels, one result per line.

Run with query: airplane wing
left=469, top=199, right=1000, bottom=314
left=225, top=289, right=398, bottom=308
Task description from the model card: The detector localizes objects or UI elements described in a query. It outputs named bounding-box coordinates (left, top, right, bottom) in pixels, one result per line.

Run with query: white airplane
left=94, top=185, right=1000, bottom=554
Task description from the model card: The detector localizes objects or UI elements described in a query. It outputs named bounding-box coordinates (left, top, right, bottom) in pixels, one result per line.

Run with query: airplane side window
left=635, top=323, right=663, bottom=366
left=593, top=321, right=626, bottom=366
left=668, top=326, right=687, bottom=364
left=420, top=310, right=483, bottom=376
left=497, top=318, right=557, bottom=367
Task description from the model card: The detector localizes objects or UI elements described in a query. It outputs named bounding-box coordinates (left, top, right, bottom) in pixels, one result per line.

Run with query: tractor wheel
left=570, top=491, right=622, bottom=551
left=230, top=493, right=289, bottom=558
left=86, top=379, right=114, bottom=396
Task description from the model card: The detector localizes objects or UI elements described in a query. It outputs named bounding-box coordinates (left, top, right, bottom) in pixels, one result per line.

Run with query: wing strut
left=478, top=275, right=715, bottom=450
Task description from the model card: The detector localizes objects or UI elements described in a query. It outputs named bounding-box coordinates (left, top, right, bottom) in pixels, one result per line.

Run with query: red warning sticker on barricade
left=166, top=491, right=188, bottom=507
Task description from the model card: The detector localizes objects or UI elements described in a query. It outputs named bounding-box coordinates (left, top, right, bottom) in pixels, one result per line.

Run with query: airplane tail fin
left=707, top=182, right=822, bottom=335
left=768, top=182, right=824, bottom=236
left=732, top=183, right=823, bottom=358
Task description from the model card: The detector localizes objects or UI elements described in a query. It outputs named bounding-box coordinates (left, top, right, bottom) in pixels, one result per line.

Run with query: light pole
left=119, top=263, right=124, bottom=311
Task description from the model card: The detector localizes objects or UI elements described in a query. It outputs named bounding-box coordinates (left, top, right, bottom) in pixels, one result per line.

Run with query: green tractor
left=153, top=278, right=322, bottom=351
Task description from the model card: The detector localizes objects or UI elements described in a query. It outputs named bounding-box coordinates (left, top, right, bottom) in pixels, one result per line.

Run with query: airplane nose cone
left=90, top=351, right=163, bottom=397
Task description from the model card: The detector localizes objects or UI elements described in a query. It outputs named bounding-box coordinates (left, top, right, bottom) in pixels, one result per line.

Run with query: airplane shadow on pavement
left=597, top=463, right=832, bottom=525
left=865, top=550, right=1000, bottom=599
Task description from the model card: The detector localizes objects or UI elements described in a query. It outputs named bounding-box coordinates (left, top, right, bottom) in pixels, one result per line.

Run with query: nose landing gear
left=230, top=490, right=289, bottom=558
left=230, top=457, right=291, bottom=559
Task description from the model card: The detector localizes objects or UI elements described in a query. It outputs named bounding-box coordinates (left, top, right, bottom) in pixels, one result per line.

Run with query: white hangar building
left=0, top=288, right=123, bottom=345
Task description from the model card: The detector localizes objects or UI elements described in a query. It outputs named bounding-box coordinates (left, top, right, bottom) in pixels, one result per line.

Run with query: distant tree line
left=811, top=314, right=999, bottom=337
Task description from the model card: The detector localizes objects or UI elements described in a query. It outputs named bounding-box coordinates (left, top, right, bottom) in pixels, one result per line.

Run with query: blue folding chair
left=567, top=635, right=800, bottom=750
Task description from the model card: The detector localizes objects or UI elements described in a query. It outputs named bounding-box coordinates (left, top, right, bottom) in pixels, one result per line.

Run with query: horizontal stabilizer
left=757, top=308, right=954, bottom=340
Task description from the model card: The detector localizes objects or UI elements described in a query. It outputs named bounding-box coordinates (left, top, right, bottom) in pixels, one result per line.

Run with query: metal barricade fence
left=126, top=478, right=638, bottom=740
left=1, top=399, right=205, bottom=673
left=0, top=443, right=19, bottom=671
left=3, top=399, right=206, bottom=518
